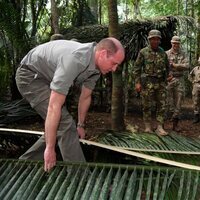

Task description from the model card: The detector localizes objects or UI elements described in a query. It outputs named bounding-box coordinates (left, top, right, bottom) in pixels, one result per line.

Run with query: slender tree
left=30, top=0, right=48, bottom=38
left=99, top=0, right=102, bottom=24
left=88, top=0, right=98, bottom=22
left=197, top=0, right=200, bottom=59
left=0, top=0, right=47, bottom=99
left=51, top=0, right=60, bottom=34
left=108, top=0, right=125, bottom=131
left=133, top=0, right=141, bottom=18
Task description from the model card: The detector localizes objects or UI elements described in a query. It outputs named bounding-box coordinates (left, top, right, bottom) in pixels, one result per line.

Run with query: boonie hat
left=148, top=30, right=162, bottom=39
left=171, top=36, right=181, bottom=43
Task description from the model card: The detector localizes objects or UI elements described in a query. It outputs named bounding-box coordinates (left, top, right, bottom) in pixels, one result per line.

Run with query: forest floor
left=9, top=97, right=200, bottom=139
left=1, top=96, right=199, bottom=160
left=86, top=98, right=200, bottom=139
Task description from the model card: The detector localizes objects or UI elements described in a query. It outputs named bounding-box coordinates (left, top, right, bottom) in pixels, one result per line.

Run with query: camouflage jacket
left=134, top=46, right=169, bottom=84
left=166, top=48, right=189, bottom=77
left=189, top=66, right=200, bottom=83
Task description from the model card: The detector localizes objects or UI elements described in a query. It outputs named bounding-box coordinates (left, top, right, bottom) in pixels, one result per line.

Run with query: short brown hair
left=96, top=38, right=118, bottom=55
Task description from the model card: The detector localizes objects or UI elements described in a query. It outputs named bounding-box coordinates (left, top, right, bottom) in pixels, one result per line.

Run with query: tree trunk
left=177, top=0, right=180, bottom=14
left=99, top=0, right=102, bottom=24
left=108, top=0, right=125, bottom=131
left=133, top=0, right=141, bottom=19
left=51, top=0, right=59, bottom=33
left=88, top=0, right=98, bottom=22
left=197, top=0, right=200, bottom=59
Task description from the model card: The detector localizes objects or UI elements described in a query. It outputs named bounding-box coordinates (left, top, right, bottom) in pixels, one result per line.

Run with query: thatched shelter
left=62, top=16, right=179, bottom=61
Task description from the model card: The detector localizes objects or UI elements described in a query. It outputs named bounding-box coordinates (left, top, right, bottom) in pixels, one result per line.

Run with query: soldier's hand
left=171, top=63, right=178, bottom=68
left=167, top=74, right=173, bottom=82
left=135, top=83, right=141, bottom=93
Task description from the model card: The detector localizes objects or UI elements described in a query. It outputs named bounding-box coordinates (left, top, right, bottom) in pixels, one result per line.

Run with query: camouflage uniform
left=134, top=46, right=169, bottom=124
left=166, top=47, right=189, bottom=119
left=188, top=61, right=200, bottom=123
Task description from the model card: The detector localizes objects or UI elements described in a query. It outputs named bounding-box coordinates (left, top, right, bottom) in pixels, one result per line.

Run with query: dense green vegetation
left=0, top=0, right=199, bottom=100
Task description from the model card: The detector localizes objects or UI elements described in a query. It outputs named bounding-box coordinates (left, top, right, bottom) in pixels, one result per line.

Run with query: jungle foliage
left=0, top=0, right=199, bottom=100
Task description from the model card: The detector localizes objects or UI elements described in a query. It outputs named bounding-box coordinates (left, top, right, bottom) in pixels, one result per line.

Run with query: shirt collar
left=88, top=45, right=100, bottom=73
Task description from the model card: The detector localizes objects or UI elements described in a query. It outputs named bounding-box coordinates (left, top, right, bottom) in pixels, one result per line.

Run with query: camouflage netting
left=62, top=16, right=178, bottom=61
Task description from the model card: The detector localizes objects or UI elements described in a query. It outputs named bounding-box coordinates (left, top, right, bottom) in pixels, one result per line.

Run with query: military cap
left=171, top=36, right=181, bottom=43
left=148, top=30, right=162, bottom=39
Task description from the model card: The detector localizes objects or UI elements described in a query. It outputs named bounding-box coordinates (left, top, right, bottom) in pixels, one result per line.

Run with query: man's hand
left=44, top=90, right=65, bottom=172
left=44, top=147, right=56, bottom=172
left=135, top=83, right=142, bottom=93
left=77, top=127, right=86, bottom=139
left=167, top=74, right=173, bottom=82
left=171, top=63, right=178, bottom=68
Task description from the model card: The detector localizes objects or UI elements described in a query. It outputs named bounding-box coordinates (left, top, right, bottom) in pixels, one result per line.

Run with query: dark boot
left=172, top=118, right=181, bottom=132
left=193, top=114, right=200, bottom=123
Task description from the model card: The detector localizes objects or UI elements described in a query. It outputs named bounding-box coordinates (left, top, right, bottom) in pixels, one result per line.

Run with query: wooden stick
left=0, top=128, right=199, bottom=154
left=80, top=139, right=200, bottom=171
left=0, top=128, right=44, bottom=135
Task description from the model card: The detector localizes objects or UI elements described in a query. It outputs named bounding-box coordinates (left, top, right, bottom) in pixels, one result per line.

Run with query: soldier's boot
left=144, top=123, right=152, bottom=133
left=193, top=114, right=200, bottom=123
left=155, top=124, right=168, bottom=136
left=172, top=118, right=181, bottom=132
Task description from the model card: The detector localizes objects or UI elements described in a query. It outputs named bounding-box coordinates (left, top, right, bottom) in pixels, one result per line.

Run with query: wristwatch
left=77, top=123, right=85, bottom=128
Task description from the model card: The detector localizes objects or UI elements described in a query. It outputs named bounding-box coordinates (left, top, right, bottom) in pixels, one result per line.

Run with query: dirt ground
left=86, top=106, right=200, bottom=139
left=11, top=97, right=200, bottom=139
left=1, top=97, right=199, bottom=160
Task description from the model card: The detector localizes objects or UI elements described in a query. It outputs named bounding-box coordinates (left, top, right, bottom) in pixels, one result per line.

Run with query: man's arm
left=172, top=52, right=189, bottom=71
left=188, top=68, right=194, bottom=82
left=77, top=85, right=93, bottom=139
left=172, top=62, right=189, bottom=70
left=44, top=90, right=66, bottom=172
left=134, top=51, right=144, bottom=92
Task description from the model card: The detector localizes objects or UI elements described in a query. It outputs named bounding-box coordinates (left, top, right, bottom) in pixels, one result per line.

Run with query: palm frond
left=95, top=130, right=200, bottom=165
left=0, top=159, right=199, bottom=200
left=0, top=99, right=37, bottom=126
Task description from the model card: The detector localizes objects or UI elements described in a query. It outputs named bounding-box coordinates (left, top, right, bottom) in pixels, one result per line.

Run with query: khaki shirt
left=189, top=66, right=200, bottom=83
left=21, top=40, right=100, bottom=96
left=166, top=48, right=189, bottom=77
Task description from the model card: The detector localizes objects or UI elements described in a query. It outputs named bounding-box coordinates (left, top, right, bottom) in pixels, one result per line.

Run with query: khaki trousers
left=16, top=65, right=85, bottom=162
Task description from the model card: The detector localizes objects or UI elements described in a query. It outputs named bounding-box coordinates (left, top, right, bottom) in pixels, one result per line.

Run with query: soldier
left=188, top=57, right=200, bottom=123
left=134, top=30, right=169, bottom=136
left=166, top=36, right=189, bottom=131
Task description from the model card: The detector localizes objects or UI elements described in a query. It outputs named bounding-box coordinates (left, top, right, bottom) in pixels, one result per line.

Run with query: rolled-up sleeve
left=83, top=72, right=100, bottom=90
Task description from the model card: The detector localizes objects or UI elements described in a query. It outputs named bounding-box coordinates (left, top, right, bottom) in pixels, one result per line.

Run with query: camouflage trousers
left=192, top=83, right=200, bottom=114
left=141, top=81, right=167, bottom=124
left=166, top=77, right=184, bottom=119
